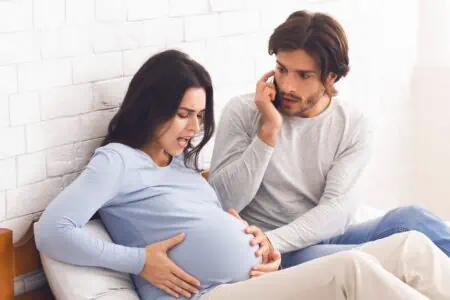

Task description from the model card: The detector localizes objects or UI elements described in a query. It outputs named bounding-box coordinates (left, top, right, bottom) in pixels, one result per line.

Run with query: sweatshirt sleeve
left=266, top=116, right=374, bottom=253
left=35, top=147, right=146, bottom=275
left=208, top=96, right=275, bottom=212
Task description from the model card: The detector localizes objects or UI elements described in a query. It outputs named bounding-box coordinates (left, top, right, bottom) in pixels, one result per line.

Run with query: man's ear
left=326, top=72, right=338, bottom=85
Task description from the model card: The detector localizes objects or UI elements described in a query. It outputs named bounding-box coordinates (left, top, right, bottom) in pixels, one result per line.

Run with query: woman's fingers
left=157, top=284, right=180, bottom=298
left=168, top=259, right=201, bottom=288
left=170, top=274, right=200, bottom=295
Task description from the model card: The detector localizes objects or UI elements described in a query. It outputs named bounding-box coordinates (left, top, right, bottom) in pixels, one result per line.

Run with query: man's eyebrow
left=276, top=60, right=316, bottom=74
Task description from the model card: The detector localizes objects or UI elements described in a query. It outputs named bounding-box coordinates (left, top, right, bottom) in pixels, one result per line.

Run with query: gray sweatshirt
left=208, top=93, right=373, bottom=253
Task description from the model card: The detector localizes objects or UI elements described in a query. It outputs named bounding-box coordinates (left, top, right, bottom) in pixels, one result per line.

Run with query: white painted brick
left=62, top=172, right=80, bottom=188
left=0, top=65, right=18, bottom=94
left=41, top=84, right=93, bottom=120
left=95, top=0, right=126, bottom=22
left=41, top=26, right=92, bottom=59
left=9, top=92, right=41, bottom=126
left=46, top=139, right=100, bottom=177
left=0, top=214, right=34, bottom=243
left=46, top=144, right=77, bottom=176
left=34, top=0, right=65, bottom=29
left=73, top=53, right=123, bottom=84
left=0, top=0, right=33, bottom=33
left=79, top=109, right=116, bottom=140
left=0, top=127, right=25, bottom=159
left=169, top=0, right=209, bottom=17
left=123, top=47, right=160, bottom=76
left=206, top=35, right=261, bottom=63
left=0, top=32, right=40, bottom=66
left=76, top=138, right=102, bottom=170
left=207, top=57, right=255, bottom=86
left=6, top=178, right=63, bottom=219
left=0, top=191, right=5, bottom=221
left=66, top=0, right=95, bottom=24
left=17, top=152, right=47, bottom=186
left=170, top=41, right=207, bottom=66
left=0, top=158, right=16, bottom=190
left=185, top=14, right=219, bottom=41
left=162, top=18, right=185, bottom=45
left=0, top=95, right=9, bottom=129
left=218, top=11, right=260, bottom=36
left=210, top=0, right=245, bottom=12
left=122, top=20, right=166, bottom=49
left=93, top=77, right=130, bottom=109
left=26, top=117, right=80, bottom=152
left=18, top=59, right=72, bottom=92
left=127, top=0, right=169, bottom=21
left=92, top=24, right=124, bottom=53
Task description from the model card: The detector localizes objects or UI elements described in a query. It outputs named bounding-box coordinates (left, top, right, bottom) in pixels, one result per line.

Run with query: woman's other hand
left=140, top=233, right=201, bottom=299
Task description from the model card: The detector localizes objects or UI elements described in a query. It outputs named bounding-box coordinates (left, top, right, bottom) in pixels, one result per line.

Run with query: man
left=209, top=10, right=450, bottom=268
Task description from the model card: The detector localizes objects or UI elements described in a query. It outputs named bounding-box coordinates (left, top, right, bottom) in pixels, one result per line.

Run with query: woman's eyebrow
left=179, top=107, right=205, bottom=113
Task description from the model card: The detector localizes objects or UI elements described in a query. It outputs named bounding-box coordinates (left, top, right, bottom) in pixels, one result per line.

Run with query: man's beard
left=281, top=87, right=325, bottom=117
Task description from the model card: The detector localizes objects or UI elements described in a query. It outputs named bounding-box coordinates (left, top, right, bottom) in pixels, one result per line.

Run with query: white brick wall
left=0, top=95, right=9, bottom=129
left=0, top=66, right=18, bottom=94
left=1, top=0, right=441, bottom=251
left=17, top=152, right=47, bottom=186
left=0, top=0, right=33, bottom=33
left=9, top=92, right=41, bottom=126
left=73, top=53, right=123, bottom=84
left=41, top=84, right=93, bottom=120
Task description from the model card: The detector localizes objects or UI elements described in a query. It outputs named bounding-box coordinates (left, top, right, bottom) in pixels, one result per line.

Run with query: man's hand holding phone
left=255, top=70, right=283, bottom=147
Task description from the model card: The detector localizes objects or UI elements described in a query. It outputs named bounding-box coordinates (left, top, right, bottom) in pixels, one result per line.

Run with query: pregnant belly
left=168, top=211, right=262, bottom=287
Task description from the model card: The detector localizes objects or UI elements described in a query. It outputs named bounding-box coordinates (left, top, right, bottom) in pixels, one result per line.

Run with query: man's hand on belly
left=227, top=208, right=282, bottom=275
left=250, top=249, right=281, bottom=278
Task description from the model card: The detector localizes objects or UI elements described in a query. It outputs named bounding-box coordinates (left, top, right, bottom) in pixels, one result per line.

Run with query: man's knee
left=391, top=205, right=428, bottom=219
left=387, top=205, right=433, bottom=229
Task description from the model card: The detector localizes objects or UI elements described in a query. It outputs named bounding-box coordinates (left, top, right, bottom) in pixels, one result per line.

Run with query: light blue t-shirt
left=35, top=143, right=261, bottom=300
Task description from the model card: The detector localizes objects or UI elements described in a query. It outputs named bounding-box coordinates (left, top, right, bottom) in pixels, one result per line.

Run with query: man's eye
left=277, top=66, right=287, bottom=73
left=301, top=73, right=311, bottom=79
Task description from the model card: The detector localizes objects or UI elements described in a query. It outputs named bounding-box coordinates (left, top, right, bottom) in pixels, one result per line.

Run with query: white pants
left=201, top=231, right=449, bottom=300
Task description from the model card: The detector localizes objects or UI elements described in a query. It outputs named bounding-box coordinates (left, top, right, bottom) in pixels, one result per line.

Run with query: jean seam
left=373, top=226, right=410, bottom=241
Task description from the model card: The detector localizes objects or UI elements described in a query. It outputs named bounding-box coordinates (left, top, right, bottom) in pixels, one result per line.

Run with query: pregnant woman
left=35, top=50, right=450, bottom=300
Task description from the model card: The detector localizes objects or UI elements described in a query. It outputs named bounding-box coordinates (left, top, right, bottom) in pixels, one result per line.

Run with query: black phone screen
left=273, top=78, right=281, bottom=110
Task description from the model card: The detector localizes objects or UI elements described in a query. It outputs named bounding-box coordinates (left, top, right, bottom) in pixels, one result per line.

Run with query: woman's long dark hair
left=101, top=49, right=214, bottom=171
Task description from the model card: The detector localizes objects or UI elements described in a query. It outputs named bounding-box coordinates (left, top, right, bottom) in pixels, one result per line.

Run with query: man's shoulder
left=333, top=98, right=369, bottom=125
left=333, top=98, right=373, bottom=137
left=225, top=93, right=258, bottom=114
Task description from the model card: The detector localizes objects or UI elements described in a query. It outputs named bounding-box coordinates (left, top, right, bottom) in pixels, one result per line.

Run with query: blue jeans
left=281, top=205, right=450, bottom=268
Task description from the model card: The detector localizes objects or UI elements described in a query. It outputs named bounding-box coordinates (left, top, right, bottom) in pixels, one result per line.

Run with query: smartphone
left=272, top=78, right=281, bottom=110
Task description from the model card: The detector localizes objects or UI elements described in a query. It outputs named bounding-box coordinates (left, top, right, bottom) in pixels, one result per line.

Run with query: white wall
left=0, top=0, right=425, bottom=241
left=412, top=0, right=450, bottom=219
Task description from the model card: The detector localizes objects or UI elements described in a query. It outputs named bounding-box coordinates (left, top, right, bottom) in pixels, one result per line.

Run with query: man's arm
left=208, top=97, right=274, bottom=212
left=266, top=116, right=373, bottom=253
left=209, top=71, right=283, bottom=212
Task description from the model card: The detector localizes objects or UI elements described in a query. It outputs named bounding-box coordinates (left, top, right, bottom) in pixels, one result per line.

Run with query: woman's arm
left=35, top=148, right=146, bottom=274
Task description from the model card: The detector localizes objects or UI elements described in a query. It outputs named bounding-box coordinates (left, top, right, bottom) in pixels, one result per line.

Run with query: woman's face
left=154, top=87, right=206, bottom=159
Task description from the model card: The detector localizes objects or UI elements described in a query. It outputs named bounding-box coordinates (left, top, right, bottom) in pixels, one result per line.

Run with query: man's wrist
left=258, top=123, right=280, bottom=147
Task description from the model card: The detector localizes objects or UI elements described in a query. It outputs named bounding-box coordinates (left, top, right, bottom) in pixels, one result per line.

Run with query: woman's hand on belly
left=140, top=233, right=201, bottom=299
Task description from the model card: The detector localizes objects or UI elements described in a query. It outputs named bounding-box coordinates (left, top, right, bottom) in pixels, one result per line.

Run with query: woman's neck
left=141, top=143, right=171, bottom=167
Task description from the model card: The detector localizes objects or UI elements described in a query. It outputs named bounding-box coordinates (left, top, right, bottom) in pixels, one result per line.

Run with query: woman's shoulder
left=92, top=143, right=143, bottom=169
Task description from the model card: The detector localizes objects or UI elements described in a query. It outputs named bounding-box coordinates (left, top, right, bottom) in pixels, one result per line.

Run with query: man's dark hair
left=269, top=11, right=350, bottom=95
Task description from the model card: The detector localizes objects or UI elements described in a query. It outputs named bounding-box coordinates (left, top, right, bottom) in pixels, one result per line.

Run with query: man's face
left=274, top=49, right=332, bottom=117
